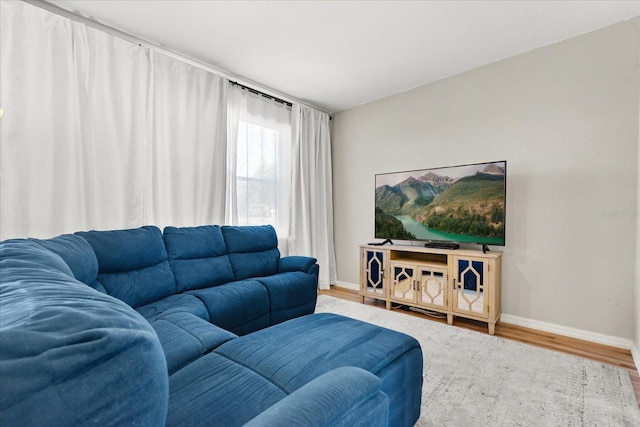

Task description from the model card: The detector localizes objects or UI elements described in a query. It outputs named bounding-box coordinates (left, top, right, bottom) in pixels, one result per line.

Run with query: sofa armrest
left=278, top=256, right=317, bottom=274
left=244, top=366, right=388, bottom=427
left=0, top=266, right=169, bottom=426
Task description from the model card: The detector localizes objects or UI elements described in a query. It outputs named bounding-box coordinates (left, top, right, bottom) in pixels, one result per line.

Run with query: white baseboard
left=334, top=281, right=359, bottom=291
left=631, top=341, right=640, bottom=375
left=500, top=313, right=632, bottom=350
left=332, top=282, right=634, bottom=354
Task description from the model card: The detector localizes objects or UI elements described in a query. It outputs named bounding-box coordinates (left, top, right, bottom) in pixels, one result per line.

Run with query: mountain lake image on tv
left=375, top=161, right=506, bottom=246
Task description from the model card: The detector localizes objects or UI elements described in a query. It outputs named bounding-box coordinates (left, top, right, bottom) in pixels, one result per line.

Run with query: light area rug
left=315, top=294, right=640, bottom=427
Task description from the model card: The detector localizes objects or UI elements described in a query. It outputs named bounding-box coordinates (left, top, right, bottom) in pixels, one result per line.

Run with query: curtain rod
left=29, top=0, right=331, bottom=117
left=229, top=80, right=292, bottom=108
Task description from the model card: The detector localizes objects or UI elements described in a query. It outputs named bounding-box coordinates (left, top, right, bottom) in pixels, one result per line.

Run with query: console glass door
left=418, top=267, right=447, bottom=309
left=364, top=250, right=385, bottom=296
left=453, top=257, right=489, bottom=317
left=390, top=262, right=416, bottom=303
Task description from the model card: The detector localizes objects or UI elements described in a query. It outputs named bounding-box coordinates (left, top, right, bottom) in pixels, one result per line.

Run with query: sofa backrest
left=0, top=239, right=74, bottom=277
left=76, top=226, right=176, bottom=308
left=163, top=225, right=235, bottom=292
left=2, top=224, right=285, bottom=309
left=33, top=234, right=105, bottom=293
left=221, top=225, right=280, bottom=280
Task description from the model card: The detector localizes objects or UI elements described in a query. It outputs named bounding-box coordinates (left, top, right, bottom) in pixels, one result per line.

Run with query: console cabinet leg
left=386, top=300, right=391, bottom=310
left=488, top=322, right=495, bottom=335
left=447, top=314, right=453, bottom=325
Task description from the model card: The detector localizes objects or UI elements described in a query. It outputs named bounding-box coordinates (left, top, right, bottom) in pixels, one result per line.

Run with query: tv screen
left=375, top=160, right=506, bottom=246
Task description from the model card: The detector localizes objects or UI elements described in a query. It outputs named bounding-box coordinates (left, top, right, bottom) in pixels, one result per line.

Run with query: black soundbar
left=424, top=241, right=460, bottom=250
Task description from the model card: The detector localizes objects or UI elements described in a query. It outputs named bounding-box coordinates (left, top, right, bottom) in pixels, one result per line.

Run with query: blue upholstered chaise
left=0, top=224, right=423, bottom=426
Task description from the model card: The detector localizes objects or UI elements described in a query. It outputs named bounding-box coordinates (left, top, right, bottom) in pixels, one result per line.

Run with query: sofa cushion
left=215, top=313, right=423, bottom=427
left=149, top=312, right=237, bottom=374
left=163, top=225, right=234, bottom=292
left=166, top=352, right=286, bottom=426
left=245, top=367, right=389, bottom=427
left=136, top=293, right=210, bottom=322
left=0, top=262, right=168, bottom=426
left=77, top=226, right=176, bottom=308
left=278, top=255, right=318, bottom=273
left=222, top=225, right=280, bottom=280
left=189, top=280, right=270, bottom=335
left=0, top=239, right=73, bottom=277
left=256, top=272, right=318, bottom=325
left=33, top=234, right=103, bottom=292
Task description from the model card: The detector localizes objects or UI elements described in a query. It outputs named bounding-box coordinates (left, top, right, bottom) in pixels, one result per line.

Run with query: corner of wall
left=634, top=14, right=640, bottom=375
left=633, top=340, right=640, bottom=376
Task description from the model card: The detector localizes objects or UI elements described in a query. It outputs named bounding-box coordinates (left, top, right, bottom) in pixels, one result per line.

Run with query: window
left=228, top=88, right=292, bottom=239
left=236, top=120, right=281, bottom=226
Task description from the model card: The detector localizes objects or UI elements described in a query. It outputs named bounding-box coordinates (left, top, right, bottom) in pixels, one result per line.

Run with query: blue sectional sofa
left=0, top=224, right=423, bottom=426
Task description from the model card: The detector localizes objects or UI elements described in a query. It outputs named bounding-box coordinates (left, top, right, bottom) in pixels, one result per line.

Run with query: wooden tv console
left=359, top=244, right=502, bottom=334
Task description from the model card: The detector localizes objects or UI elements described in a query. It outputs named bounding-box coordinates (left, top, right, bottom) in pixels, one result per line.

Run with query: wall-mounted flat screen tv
left=375, top=160, right=506, bottom=246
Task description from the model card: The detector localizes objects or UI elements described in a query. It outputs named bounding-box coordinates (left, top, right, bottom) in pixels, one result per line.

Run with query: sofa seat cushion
left=163, top=225, right=235, bottom=292
left=149, top=312, right=237, bottom=374
left=256, top=272, right=318, bottom=325
left=166, top=352, right=286, bottom=427
left=214, top=313, right=423, bottom=427
left=136, top=294, right=209, bottom=322
left=188, top=280, right=269, bottom=335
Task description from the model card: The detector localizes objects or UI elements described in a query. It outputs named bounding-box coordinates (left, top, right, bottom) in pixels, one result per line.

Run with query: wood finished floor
left=319, top=286, right=640, bottom=406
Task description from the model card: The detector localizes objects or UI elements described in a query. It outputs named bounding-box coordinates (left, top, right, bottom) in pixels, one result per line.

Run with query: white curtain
left=147, top=51, right=227, bottom=228
left=226, top=85, right=292, bottom=253
left=290, top=105, right=337, bottom=289
left=0, top=1, right=149, bottom=239
left=0, top=1, right=228, bottom=240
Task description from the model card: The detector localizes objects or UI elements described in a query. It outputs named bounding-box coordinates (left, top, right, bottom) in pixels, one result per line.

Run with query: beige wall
left=332, top=18, right=639, bottom=340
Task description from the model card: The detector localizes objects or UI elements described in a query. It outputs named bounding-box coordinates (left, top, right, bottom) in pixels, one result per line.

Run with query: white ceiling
left=45, top=0, right=640, bottom=113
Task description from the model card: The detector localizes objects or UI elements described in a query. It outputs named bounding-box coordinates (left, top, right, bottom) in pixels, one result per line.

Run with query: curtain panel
left=0, top=1, right=149, bottom=239
left=290, top=105, right=337, bottom=289
left=147, top=51, right=227, bottom=228
left=0, top=1, right=228, bottom=240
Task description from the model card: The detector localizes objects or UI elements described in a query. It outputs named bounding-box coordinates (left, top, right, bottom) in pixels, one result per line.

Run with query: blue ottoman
left=215, top=313, right=423, bottom=427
